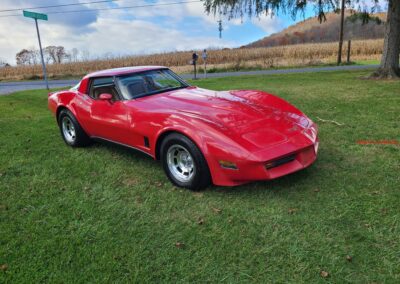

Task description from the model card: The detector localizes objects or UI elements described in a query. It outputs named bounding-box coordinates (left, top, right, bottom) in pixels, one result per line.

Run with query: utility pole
left=218, top=20, right=223, bottom=39
left=337, top=0, right=345, bottom=65
left=23, top=10, right=49, bottom=90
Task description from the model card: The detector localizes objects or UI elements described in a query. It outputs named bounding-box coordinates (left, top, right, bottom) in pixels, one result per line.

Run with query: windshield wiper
left=160, top=85, right=186, bottom=92
left=133, top=85, right=187, bottom=99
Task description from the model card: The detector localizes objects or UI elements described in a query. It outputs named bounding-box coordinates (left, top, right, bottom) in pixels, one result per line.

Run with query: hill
left=246, top=12, right=387, bottom=48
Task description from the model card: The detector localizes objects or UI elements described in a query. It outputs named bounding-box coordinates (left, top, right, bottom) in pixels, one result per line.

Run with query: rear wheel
left=161, top=133, right=211, bottom=190
left=58, top=109, right=91, bottom=147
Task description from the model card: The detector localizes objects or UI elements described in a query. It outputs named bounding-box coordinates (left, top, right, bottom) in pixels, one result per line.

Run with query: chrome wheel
left=167, top=144, right=195, bottom=183
left=61, top=116, right=76, bottom=143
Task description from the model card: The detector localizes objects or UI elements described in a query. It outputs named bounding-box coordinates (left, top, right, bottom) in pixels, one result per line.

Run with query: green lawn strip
left=0, top=70, right=399, bottom=282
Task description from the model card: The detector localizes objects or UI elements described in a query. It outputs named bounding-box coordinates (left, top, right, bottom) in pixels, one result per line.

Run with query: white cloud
left=64, top=17, right=236, bottom=56
left=0, top=1, right=236, bottom=64
left=251, top=16, right=284, bottom=35
left=0, top=0, right=283, bottom=65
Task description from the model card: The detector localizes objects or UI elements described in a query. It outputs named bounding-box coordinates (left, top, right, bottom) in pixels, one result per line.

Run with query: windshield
left=70, top=81, right=80, bottom=91
left=116, top=69, right=189, bottom=99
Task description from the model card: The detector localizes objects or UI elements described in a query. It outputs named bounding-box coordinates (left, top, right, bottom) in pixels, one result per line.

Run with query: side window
left=89, top=77, right=119, bottom=101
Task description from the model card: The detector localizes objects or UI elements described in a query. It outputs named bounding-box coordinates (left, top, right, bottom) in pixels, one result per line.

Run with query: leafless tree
left=0, top=58, right=8, bottom=66
left=44, top=46, right=57, bottom=63
left=15, top=49, right=39, bottom=65
left=80, top=49, right=90, bottom=61
left=71, top=48, right=79, bottom=62
left=44, top=46, right=67, bottom=63
left=55, top=46, right=66, bottom=63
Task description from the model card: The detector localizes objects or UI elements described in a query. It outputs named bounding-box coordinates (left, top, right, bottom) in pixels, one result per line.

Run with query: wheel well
left=56, top=106, right=68, bottom=124
left=155, top=130, right=186, bottom=160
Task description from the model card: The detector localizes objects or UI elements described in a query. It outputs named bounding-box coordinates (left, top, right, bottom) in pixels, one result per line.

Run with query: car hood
left=136, top=87, right=314, bottom=150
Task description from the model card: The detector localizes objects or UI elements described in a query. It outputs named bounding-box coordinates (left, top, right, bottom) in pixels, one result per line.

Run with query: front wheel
left=160, top=133, right=211, bottom=191
left=58, top=109, right=91, bottom=147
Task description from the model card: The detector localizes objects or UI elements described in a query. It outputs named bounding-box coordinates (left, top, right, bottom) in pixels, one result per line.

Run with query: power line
left=0, top=1, right=202, bottom=18
left=0, top=0, right=122, bottom=13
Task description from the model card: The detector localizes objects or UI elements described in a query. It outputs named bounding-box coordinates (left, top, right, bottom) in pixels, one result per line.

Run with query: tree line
left=15, top=46, right=90, bottom=65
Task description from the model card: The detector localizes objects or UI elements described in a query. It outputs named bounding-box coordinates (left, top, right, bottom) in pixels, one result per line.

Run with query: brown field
left=0, top=39, right=383, bottom=81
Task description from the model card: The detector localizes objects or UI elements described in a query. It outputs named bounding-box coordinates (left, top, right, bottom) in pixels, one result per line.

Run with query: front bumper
left=209, top=135, right=319, bottom=186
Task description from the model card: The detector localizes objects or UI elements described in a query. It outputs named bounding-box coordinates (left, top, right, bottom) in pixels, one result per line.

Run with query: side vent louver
left=144, top=136, right=150, bottom=148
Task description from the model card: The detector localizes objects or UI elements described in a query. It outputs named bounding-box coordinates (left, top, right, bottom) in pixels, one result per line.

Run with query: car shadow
left=91, top=139, right=155, bottom=162
left=90, top=139, right=322, bottom=197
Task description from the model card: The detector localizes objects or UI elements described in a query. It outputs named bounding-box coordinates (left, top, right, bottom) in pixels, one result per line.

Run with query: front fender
left=154, top=114, right=252, bottom=185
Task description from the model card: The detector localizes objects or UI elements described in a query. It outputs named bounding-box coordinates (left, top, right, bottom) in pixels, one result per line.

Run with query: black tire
left=160, top=133, right=211, bottom=191
left=58, top=109, right=91, bottom=147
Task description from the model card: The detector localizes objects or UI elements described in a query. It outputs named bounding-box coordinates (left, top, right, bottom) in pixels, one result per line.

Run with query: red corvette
left=48, top=66, right=318, bottom=190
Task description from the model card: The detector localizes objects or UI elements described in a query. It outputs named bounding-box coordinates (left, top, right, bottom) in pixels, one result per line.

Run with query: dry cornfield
left=0, top=39, right=383, bottom=81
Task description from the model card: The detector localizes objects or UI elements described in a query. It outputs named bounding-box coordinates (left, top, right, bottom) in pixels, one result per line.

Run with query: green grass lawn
left=0, top=70, right=399, bottom=283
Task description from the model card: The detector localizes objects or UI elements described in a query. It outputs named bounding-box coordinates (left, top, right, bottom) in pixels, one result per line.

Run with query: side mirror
left=99, top=93, right=113, bottom=101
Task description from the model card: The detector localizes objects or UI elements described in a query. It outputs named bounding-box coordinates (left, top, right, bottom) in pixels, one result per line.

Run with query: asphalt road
left=0, top=64, right=378, bottom=95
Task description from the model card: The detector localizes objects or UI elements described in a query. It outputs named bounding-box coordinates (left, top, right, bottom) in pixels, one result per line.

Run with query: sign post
left=23, top=10, right=49, bottom=90
left=202, top=49, right=207, bottom=79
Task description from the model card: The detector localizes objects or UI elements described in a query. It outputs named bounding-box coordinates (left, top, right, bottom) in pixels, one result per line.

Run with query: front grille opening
left=265, top=154, right=296, bottom=169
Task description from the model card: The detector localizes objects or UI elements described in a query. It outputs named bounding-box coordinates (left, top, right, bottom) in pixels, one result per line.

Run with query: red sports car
left=48, top=66, right=318, bottom=190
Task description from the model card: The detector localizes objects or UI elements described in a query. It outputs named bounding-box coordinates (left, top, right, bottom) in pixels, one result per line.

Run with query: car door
left=86, top=77, right=132, bottom=145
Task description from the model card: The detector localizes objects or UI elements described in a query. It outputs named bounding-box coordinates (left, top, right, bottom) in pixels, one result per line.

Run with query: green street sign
left=23, top=10, right=49, bottom=89
left=23, top=10, right=48, bottom=21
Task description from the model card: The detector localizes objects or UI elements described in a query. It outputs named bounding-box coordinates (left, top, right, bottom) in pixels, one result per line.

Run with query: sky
left=0, top=0, right=387, bottom=65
